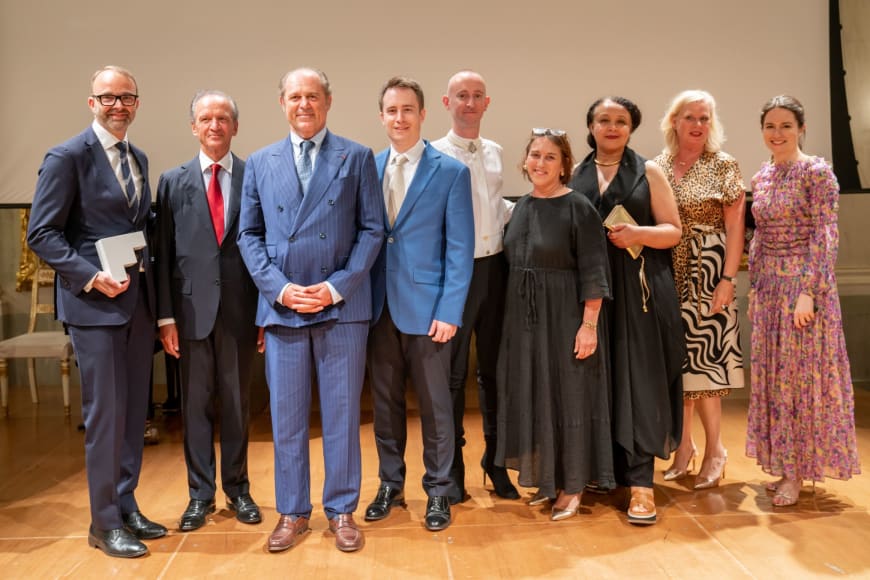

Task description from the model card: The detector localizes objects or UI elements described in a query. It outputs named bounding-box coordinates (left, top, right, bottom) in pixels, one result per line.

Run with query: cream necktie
left=387, top=154, right=408, bottom=226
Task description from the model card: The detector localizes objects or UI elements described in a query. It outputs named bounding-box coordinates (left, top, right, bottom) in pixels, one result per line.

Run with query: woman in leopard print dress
left=653, top=90, right=745, bottom=490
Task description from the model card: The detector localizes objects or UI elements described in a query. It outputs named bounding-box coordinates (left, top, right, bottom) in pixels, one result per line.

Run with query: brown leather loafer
left=267, top=515, right=310, bottom=552
left=328, top=513, right=364, bottom=552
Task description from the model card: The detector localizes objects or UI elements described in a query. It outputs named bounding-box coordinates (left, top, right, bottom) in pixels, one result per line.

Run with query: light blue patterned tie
left=115, top=141, right=138, bottom=211
left=297, top=140, right=314, bottom=194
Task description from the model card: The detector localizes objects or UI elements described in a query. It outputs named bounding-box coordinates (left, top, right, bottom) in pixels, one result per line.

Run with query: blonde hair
left=660, top=89, right=724, bottom=155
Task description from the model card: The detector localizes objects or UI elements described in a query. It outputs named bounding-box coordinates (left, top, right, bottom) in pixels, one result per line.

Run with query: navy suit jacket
left=155, top=153, right=258, bottom=341
left=238, top=130, right=383, bottom=328
left=27, top=126, right=155, bottom=326
left=371, top=142, right=475, bottom=335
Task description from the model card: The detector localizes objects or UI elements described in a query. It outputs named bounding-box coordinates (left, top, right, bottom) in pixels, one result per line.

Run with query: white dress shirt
left=384, top=139, right=426, bottom=214
left=199, top=150, right=234, bottom=231
left=289, top=127, right=327, bottom=174
left=431, top=130, right=512, bottom=257
left=85, top=121, right=144, bottom=292
left=91, top=119, right=143, bottom=205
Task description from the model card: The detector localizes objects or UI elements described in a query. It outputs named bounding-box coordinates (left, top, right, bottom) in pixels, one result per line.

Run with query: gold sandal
left=772, top=479, right=801, bottom=507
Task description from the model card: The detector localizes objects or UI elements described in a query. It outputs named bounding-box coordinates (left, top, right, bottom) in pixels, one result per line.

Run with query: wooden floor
left=1, top=383, right=868, bottom=579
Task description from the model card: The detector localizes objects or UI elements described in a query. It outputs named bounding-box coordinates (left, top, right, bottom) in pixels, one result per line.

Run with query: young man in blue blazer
left=365, top=76, right=474, bottom=532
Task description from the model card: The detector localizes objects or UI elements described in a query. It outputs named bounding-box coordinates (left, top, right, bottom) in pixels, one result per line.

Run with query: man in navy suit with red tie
left=238, top=68, right=383, bottom=553
left=155, top=90, right=261, bottom=533
left=27, top=65, right=166, bottom=558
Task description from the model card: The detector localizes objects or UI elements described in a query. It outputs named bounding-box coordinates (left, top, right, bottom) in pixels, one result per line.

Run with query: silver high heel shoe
left=693, top=450, right=728, bottom=490
left=550, top=493, right=581, bottom=521
left=663, top=446, right=698, bottom=481
left=528, top=490, right=553, bottom=506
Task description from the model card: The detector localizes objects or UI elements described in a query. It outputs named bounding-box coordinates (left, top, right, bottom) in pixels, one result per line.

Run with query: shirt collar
left=446, top=129, right=482, bottom=154
left=390, top=139, right=425, bottom=165
left=91, top=120, right=127, bottom=151
left=290, top=127, right=327, bottom=148
left=199, top=150, right=233, bottom=174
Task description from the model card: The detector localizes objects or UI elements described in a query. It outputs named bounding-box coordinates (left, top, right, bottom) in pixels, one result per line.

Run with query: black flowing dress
left=495, top=191, right=614, bottom=498
left=569, top=148, right=685, bottom=481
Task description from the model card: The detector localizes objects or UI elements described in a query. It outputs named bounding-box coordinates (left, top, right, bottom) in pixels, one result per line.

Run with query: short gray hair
left=278, top=67, right=331, bottom=98
left=189, top=90, right=239, bottom=122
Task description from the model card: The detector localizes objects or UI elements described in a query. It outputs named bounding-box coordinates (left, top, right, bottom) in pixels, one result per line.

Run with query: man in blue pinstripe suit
left=238, top=68, right=383, bottom=553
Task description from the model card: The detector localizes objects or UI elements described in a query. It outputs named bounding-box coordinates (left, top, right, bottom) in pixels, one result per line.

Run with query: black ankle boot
left=481, top=438, right=520, bottom=499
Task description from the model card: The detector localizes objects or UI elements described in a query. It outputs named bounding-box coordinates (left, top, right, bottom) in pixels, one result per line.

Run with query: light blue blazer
left=371, top=142, right=475, bottom=335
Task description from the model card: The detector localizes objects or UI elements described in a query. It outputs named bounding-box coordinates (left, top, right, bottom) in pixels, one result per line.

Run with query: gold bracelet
left=582, top=320, right=597, bottom=330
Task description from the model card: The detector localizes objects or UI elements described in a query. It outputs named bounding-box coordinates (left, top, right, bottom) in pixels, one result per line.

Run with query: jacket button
left=214, top=279, right=220, bottom=286
left=319, top=233, right=327, bottom=239
left=321, top=267, right=328, bottom=273
left=387, top=237, right=394, bottom=244
left=328, top=199, right=335, bottom=206
left=289, top=236, right=296, bottom=242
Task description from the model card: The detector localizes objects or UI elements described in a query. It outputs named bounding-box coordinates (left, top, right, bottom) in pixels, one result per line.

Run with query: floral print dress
left=746, top=156, right=860, bottom=482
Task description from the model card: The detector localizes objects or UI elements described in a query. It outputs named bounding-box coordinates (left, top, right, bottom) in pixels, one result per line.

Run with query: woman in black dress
left=496, top=129, right=612, bottom=521
left=568, top=97, right=685, bottom=525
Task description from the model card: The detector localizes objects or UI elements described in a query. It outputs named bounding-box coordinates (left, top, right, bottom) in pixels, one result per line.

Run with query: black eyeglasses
left=92, top=94, right=138, bottom=106
left=532, top=127, right=566, bottom=137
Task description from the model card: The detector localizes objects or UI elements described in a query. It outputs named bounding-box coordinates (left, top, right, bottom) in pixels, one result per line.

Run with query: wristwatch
left=721, top=274, right=736, bottom=285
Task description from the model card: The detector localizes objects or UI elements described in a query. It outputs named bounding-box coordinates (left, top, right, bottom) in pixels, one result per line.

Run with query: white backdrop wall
left=0, top=0, right=830, bottom=205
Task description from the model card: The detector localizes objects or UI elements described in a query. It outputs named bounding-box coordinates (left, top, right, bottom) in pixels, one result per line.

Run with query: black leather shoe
left=88, top=525, right=148, bottom=558
left=424, top=495, right=451, bottom=531
left=179, top=498, right=216, bottom=532
left=364, top=484, right=405, bottom=521
left=123, top=511, right=167, bottom=539
left=227, top=493, right=262, bottom=524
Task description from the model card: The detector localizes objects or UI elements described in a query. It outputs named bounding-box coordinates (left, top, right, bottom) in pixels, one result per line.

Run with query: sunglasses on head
left=532, top=128, right=566, bottom=137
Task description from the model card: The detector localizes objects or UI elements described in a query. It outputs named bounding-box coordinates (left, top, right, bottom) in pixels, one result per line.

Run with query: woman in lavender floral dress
left=746, top=95, right=860, bottom=507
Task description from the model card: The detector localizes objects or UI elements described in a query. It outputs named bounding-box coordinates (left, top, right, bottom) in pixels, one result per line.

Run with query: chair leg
left=27, top=358, right=38, bottom=404
left=61, top=359, right=71, bottom=416
left=0, top=359, right=8, bottom=417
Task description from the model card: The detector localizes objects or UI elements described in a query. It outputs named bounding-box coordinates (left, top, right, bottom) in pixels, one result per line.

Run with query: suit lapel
left=224, top=153, right=244, bottom=237
left=85, top=128, right=127, bottom=206
left=393, top=144, right=438, bottom=229
left=181, top=158, right=218, bottom=243
left=292, top=131, right=347, bottom=233
left=128, top=143, right=150, bottom=224
left=267, top=137, right=303, bottom=222
left=375, top=149, right=389, bottom=227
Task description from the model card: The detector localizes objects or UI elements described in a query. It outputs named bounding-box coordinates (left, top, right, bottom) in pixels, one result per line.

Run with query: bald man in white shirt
left=431, top=70, right=518, bottom=503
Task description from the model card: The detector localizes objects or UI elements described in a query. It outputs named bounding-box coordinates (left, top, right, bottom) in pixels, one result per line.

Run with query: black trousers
left=368, top=306, right=454, bottom=496
left=449, top=253, right=507, bottom=452
left=614, top=445, right=655, bottom=488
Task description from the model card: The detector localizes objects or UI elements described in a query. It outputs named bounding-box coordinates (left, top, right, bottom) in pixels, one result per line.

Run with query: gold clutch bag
left=603, top=204, right=644, bottom=259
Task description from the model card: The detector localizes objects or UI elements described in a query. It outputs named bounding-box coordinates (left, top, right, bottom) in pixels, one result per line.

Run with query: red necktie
left=207, top=163, right=225, bottom=243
